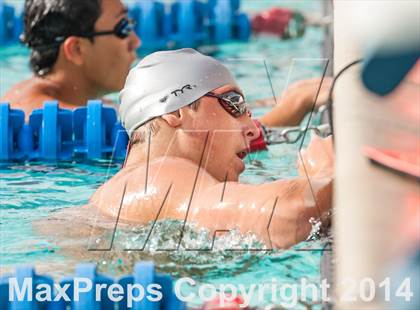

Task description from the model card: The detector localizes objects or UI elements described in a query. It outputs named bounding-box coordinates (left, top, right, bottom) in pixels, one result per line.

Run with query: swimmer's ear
left=61, top=37, right=88, bottom=66
left=161, top=112, right=182, bottom=127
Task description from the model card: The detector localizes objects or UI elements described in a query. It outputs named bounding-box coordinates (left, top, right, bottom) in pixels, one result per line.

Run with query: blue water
left=0, top=1, right=328, bottom=308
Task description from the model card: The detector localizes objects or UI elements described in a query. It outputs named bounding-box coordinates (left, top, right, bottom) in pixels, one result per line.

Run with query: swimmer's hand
left=257, top=77, right=333, bottom=127
left=297, top=135, right=334, bottom=178
left=286, top=77, right=333, bottom=111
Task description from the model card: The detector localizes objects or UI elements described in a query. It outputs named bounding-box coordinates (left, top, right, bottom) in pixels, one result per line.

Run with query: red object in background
left=252, top=7, right=293, bottom=37
left=202, top=294, right=248, bottom=310
left=250, top=119, right=267, bottom=152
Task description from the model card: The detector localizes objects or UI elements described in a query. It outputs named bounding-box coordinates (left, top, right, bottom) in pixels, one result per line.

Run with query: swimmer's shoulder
left=90, top=155, right=217, bottom=198
left=89, top=157, right=219, bottom=221
left=3, top=77, right=119, bottom=116
left=93, top=156, right=218, bottom=201
left=120, top=156, right=217, bottom=182
left=1, top=78, right=57, bottom=115
left=2, top=78, right=36, bottom=103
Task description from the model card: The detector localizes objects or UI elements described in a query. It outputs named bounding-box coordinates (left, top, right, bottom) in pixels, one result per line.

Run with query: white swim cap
left=119, top=48, right=238, bottom=137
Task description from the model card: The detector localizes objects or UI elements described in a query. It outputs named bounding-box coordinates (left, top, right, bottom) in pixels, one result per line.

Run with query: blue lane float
left=73, top=100, right=120, bottom=160
left=170, top=0, right=208, bottom=48
left=132, top=0, right=250, bottom=49
left=0, top=0, right=22, bottom=44
left=0, top=262, right=185, bottom=309
left=0, top=0, right=250, bottom=49
left=209, top=0, right=251, bottom=43
left=30, top=101, right=74, bottom=161
left=130, top=1, right=171, bottom=51
left=0, top=101, right=129, bottom=162
left=0, top=103, right=25, bottom=160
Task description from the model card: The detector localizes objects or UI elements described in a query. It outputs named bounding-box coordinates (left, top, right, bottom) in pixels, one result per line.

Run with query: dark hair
left=21, top=0, right=102, bottom=76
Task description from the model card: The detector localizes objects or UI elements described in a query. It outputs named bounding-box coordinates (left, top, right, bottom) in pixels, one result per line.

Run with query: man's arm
left=257, top=77, right=332, bottom=127
left=186, top=135, right=334, bottom=249
left=189, top=176, right=332, bottom=249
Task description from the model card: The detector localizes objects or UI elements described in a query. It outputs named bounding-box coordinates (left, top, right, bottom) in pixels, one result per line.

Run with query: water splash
left=93, top=219, right=267, bottom=276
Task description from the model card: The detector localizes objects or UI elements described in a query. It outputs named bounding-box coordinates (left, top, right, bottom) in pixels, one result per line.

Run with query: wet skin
left=1, top=0, right=140, bottom=117
left=89, top=84, right=334, bottom=249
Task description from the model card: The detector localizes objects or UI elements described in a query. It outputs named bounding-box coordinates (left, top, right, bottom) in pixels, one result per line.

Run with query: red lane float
left=251, top=7, right=305, bottom=39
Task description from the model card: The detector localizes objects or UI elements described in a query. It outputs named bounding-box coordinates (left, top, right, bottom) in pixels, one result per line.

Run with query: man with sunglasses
left=1, top=0, right=140, bottom=116
left=90, top=49, right=333, bottom=248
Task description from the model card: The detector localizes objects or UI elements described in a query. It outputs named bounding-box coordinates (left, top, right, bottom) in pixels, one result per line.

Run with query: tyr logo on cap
left=171, top=84, right=197, bottom=97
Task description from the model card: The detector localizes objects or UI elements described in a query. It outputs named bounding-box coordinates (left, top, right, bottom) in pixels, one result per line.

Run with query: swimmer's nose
left=243, top=117, right=260, bottom=142
left=129, top=32, right=141, bottom=51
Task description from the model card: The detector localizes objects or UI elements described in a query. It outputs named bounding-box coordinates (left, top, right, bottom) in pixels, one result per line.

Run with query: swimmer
left=88, top=49, right=333, bottom=249
left=1, top=0, right=331, bottom=127
left=1, top=0, right=141, bottom=116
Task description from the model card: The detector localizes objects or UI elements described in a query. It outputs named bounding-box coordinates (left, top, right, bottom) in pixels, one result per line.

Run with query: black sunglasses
left=55, top=17, right=137, bottom=46
left=204, top=91, right=251, bottom=118
left=23, top=17, right=136, bottom=49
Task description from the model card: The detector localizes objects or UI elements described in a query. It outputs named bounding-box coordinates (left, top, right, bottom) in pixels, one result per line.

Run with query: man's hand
left=258, top=77, right=333, bottom=127
left=298, top=135, right=334, bottom=178
left=285, top=77, right=333, bottom=111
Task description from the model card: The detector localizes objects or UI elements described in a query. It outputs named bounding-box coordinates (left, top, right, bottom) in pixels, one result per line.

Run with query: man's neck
left=123, top=130, right=192, bottom=168
left=124, top=141, right=176, bottom=168
left=39, top=69, right=100, bottom=106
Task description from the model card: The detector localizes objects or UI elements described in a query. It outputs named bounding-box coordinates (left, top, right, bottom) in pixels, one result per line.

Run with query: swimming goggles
left=52, top=17, right=136, bottom=44
left=204, top=91, right=251, bottom=118
left=81, top=17, right=136, bottom=39
left=24, top=17, right=136, bottom=49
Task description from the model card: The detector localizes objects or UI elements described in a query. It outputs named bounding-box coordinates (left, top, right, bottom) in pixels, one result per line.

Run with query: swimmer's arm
left=256, top=93, right=310, bottom=126
left=256, top=77, right=332, bottom=127
left=297, top=136, right=334, bottom=178
left=191, top=177, right=332, bottom=248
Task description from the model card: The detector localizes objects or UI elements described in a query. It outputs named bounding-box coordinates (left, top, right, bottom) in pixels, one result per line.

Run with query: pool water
left=0, top=1, right=329, bottom=308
